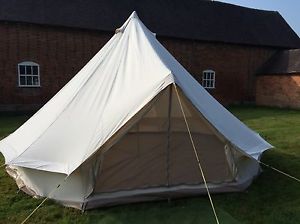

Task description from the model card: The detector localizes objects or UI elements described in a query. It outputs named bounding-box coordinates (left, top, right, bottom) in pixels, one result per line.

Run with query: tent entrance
left=93, top=85, right=237, bottom=194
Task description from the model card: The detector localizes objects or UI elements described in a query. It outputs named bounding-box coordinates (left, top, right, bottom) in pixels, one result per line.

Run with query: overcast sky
left=217, top=0, right=300, bottom=36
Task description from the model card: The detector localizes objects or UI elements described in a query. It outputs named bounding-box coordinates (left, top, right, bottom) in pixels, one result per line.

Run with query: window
left=202, top=70, right=215, bottom=89
left=18, top=61, right=40, bottom=87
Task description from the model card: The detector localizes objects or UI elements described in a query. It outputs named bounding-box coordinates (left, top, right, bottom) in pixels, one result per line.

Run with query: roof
left=0, top=0, right=299, bottom=48
left=258, top=49, right=300, bottom=75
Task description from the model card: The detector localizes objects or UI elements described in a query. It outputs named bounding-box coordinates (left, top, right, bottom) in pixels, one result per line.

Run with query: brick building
left=0, top=0, right=299, bottom=112
left=256, top=49, right=300, bottom=109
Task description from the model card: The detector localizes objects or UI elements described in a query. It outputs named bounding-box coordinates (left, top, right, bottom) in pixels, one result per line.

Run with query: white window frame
left=202, top=69, right=215, bottom=89
left=18, top=61, right=40, bottom=87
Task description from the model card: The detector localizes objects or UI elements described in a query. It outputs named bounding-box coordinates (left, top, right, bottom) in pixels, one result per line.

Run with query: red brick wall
left=159, top=38, right=276, bottom=105
left=256, top=75, right=300, bottom=109
left=0, top=22, right=111, bottom=111
left=0, top=22, right=277, bottom=111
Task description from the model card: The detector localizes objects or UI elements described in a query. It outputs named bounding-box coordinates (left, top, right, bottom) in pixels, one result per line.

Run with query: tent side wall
left=6, top=164, right=92, bottom=210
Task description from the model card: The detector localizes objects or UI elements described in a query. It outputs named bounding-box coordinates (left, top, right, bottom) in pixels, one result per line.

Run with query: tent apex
left=115, top=11, right=140, bottom=34
left=129, top=11, right=139, bottom=19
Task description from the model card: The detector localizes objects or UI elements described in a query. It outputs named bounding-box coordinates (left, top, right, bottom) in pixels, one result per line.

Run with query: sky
left=217, top=0, right=300, bottom=36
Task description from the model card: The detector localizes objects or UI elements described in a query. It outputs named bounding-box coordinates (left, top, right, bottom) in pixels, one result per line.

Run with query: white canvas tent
left=0, top=12, right=272, bottom=209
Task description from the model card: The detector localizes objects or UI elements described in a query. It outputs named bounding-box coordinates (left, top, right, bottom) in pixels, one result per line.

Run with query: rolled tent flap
left=0, top=11, right=273, bottom=209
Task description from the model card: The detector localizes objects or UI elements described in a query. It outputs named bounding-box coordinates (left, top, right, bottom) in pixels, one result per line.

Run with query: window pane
left=33, top=76, right=39, bottom=85
left=32, top=66, right=38, bottom=75
left=202, top=70, right=216, bottom=88
left=26, top=76, right=33, bottom=85
left=26, top=66, right=32, bottom=75
left=20, top=76, right=26, bottom=85
left=19, top=65, right=25, bottom=75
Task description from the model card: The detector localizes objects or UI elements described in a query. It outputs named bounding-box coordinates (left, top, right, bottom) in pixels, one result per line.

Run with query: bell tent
left=0, top=12, right=272, bottom=209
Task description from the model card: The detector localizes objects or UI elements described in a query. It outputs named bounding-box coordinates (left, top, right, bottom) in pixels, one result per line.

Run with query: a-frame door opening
left=93, top=85, right=236, bottom=194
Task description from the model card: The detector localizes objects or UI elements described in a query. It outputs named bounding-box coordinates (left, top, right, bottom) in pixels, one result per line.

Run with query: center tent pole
left=166, top=85, right=172, bottom=187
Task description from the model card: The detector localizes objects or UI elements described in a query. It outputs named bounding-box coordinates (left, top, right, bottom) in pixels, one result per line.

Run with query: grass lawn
left=0, top=106, right=299, bottom=224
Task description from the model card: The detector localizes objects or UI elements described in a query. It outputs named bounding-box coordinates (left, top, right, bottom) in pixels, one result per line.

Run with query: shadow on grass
left=84, top=199, right=240, bottom=224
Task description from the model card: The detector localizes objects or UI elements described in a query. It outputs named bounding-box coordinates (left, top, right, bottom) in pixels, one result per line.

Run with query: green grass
left=0, top=115, right=29, bottom=139
left=0, top=106, right=300, bottom=224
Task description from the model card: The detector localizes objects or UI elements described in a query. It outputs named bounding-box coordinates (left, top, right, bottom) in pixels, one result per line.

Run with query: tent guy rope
left=258, top=161, right=300, bottom=183
left=173, top=83, right=220, bottom=224
left=235, top=145, right=300, bottom=183
left=20, top=176, right=68, bottom=224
